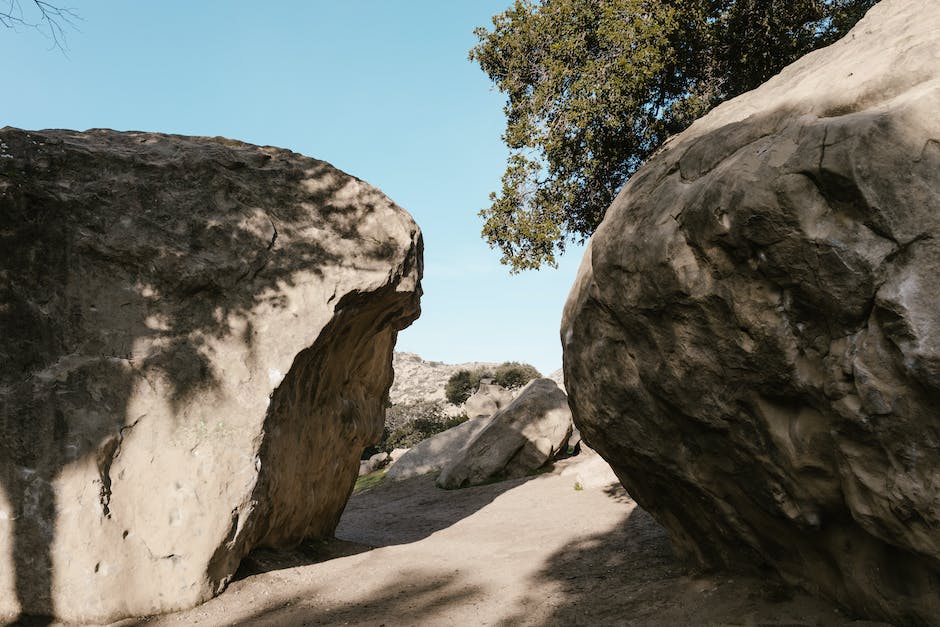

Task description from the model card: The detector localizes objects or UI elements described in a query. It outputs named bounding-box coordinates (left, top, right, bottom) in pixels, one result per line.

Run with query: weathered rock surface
left=463, top=382, right=514, bottom=419
left=0, top=128, right=422, bottom=622
left=437, top=379, right=572, bottom=489
left=385, top=417, right=491, bottom=482
left=563, top=1, right=940, bottom=624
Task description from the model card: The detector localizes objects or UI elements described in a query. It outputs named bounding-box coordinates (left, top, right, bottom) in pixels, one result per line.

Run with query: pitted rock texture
left=562, top=1, right=940, bottom=625
left=0, top=128, right=422, bottom=622
left=437, top=379, right=572, bottom=489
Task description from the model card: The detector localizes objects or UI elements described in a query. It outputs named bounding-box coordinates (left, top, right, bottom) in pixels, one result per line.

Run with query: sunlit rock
left=0, top=128, right=422, bottom=622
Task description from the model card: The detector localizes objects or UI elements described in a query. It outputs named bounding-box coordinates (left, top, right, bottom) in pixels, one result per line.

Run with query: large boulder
left=437, top=379, right=572, bottom=489
left=562, top=2, right=940, bottom=624
left=385, top=416, right=491, bottom=482
left=0, top=128, right=422, bottom=622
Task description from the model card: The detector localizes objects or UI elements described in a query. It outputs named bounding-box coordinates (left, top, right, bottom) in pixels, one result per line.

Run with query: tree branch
left=0, top=0, right=81, bottom=52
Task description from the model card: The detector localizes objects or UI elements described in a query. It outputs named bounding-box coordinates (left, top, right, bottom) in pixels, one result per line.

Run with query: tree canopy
left=471, top=0, right=879, bottom=271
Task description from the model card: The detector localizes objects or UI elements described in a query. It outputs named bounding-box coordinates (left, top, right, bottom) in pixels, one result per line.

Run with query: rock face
left=437, top=379, right=572, bottom=489
left=0, top=128, right=422, bottom=622
left=463, top=382, right=514, bottom=419
left=562, top=2, right=940, bottom=624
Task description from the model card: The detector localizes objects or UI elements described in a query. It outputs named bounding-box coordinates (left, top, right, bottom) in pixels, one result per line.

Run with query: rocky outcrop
left=562, top=2, right=940, bottom=624
left=463, top=382, right=514, bottom=419
left=0, top=128, right=422, bottom=622
left=390, top=352, right=499, bottom=405
left=437, top=379, right=572, bottom=489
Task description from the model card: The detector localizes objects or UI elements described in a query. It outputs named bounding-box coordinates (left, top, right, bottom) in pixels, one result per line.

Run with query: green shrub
left=493, top=362, right=541, bottom=389
left=385, top=415, right=468, bottom=451
left=380, top=400, right=468, bottom=451
left=385, top=399, right=444, bottom=433
left=445, top=362, right=542, bottom=405
left=445, top=369, right=476, bottom=405
left=445, top=368, right=494, bottom=405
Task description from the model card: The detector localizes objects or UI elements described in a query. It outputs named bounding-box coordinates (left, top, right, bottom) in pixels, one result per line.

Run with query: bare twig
left=0, top=0, right=81, bottom=52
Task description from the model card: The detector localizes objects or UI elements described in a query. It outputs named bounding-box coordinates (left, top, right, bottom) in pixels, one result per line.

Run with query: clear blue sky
left=2, top=0, right=585, bottom=374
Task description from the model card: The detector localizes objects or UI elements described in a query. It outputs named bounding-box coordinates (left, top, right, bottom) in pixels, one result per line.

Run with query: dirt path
left=93, top=456, right=891, bottom=627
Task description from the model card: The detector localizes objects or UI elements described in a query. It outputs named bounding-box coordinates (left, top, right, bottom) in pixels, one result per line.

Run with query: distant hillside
left=390, top=352, right=501, bottom=405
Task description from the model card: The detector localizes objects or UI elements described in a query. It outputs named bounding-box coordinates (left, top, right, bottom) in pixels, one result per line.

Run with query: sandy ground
left=41, top=456, right=893, bottom=627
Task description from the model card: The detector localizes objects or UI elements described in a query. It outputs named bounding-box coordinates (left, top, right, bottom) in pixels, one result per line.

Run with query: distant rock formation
left=563, top=1, right=940, bottom=624
left=547, top=368, right=566, bottom=393
left=386, top=417, right=492, bottom=482
left=559, top=451, right=619, bottom=491
left=437, top=379, right=572, bottom=489
left=359, top=452, right=391, bottom=477
left=463, top=381, right=515, bottom=419
left=0, top=128, right=421, bottom=622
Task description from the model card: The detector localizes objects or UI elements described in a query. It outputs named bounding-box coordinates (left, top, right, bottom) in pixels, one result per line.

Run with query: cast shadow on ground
left=230, top=568, right=485, bottom=626
left=224, top=471, right=545, bottom=625
left=337, top=472, right=540, bottom=547
left=233, top=471, right=539, bottom=580
left=506, top=491, right=873, bottom=626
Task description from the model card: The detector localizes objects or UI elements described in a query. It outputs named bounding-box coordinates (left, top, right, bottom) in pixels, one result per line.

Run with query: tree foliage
left=471, top=0, right=879, bottom=271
